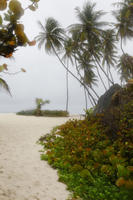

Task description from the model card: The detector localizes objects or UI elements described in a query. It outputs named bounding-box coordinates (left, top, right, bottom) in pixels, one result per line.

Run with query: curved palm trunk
left=51, top=44, right=97, bottom=106
left=94, top=56, right=114, bottom=85
left=83, top=71, right=99, bottom=99
left=107, top=67, right=110, bottom=88
left=108, top=65, right=114, bottom=84
left=120, top=36, right=125, bottom=55
left=74, top=51, right=99, bottom=100
left=74, top=58, right=97, bottom=106
left=84, top=86, right=88, bottom=110
left=90, top=86, right=99, bottom=99
left=66, top=62, right=69, bottom=112
left=87, top=89, right=95, bottom=107
left=74, top=59, right=91, bottom=107
left=94, top=60, right=107, bottom=91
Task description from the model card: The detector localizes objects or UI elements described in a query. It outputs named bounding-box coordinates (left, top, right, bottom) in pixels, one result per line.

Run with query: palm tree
left=77, top=54, right=99, bottom=99
left=62, top=38, right=75, bottom=112
left=113, top=0, right=133, bottom=54
left=69, top=2, right=113, bottom=88
left=69, top=2, right=104, bottom=62
left=62, top=33, right=97, bottom=107
left=35, top=98, right=50, bottom=116
left=36, top=17, right=97, bottom=106
left=117, top=53, right=133, bottom=82
left=102, top=29, right=118, bottom=85
left=74, top=58, right=95, bottom=107
left=36, top=18, right=65, bottom=54
left=113, top=0, right=133, bottom=85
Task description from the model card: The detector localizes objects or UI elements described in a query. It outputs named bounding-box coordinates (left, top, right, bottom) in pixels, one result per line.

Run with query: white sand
left=0, top=113, right=81, bottom=200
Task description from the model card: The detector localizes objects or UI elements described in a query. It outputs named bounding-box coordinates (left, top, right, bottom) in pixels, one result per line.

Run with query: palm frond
left=36, top=17, right=65, bottom=53
left=37, top=21, right=45, bottom=31
left=117, top=53, right=133, bottom=81
left=0, top=78, right=11, bottom=95
left=113, top=0, right=133, bottom=41
left=102, top=29, right=118, bottom=67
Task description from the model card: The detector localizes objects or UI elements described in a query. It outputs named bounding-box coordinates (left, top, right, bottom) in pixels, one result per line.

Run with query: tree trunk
left=66, top=62, right=69, bottom=112
left=74, top=58, right=97, bottom=106
left=84, top=86, right=88, bottom=110
left=51, top=43, right=97, bottom=106
left=94, top=56, right=114, bottom=85
left=107, top=67, right=110, bottom=88
left=108, top=66, right=114, bottom=84
left=95, top=62, right=107, bottom=91
left=120, top=36, right=125, bottom=55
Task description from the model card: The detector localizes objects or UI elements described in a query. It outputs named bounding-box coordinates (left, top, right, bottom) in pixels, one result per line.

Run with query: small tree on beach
left=35, top=98, right=50, bottom=116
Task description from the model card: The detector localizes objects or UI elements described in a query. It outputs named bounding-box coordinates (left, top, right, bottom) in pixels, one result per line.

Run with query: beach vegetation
left=17, top=97, right=69, bottom=117
left=39, top=85, right=133, bottom=199
left=38, top=1, right=133, bottom=199
left=34, top=98, right=50, bottom=116
left=17, top=109, right=69, bottom=117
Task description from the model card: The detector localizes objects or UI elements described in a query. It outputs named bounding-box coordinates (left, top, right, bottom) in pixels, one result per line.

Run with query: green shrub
left=16, top=109, right=69, bottom=117
left=39, top=99, right=133, bottom=200
left=84, top=107, right=95, bottom=119
left=17, top=109, right=35, bottom=116
left=42, top=110, right=69, bottom=117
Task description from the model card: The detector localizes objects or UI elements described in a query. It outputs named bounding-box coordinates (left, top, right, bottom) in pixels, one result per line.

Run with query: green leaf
left=117, top=165, right=130, bottom=178
left=0, top=78, right=11, bottom=95
left=29, top=5, right=36, bottom=11
left=0, top=15, right=2, bottom=25
left=4, top=13, right=10, bottom=22
left=0, top=65, right=5, bottom=72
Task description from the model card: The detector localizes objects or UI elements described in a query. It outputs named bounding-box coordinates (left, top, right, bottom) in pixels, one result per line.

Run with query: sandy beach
left=0, top=113, right=80, bottom=200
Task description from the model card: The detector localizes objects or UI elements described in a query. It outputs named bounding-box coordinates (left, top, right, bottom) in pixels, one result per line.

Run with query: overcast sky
left=0, top=0, right=129, bottom=114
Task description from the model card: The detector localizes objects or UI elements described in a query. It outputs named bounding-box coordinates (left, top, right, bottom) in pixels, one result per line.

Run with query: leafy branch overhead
left=0, top=0, right=40, bottom=93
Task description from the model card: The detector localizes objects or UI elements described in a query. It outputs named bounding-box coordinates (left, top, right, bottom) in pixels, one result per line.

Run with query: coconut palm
left=102, top=29, right=118, bottom=85
left=113, top=1, right=133, bottom=84
left=117, top=53, right=133, bottom=82
left=62, top=38, right=75, bottom=65
left=69, top=2, right=104, bottom=64
left=69, top=2, right=113, bottom=88
left=82, top=64, right=99, bottom=99
left=74, top=58, right=95, bottom=107
left=113, top=0, right=133, bottom=53
left=62, top=38, right=75, bottom=112
left=36, top=17, right=97, bottom=106
left=68, top=30, right=100, bottom=105
left=36, top=18, right=65, bottom=54
left=36, top=18, right=70, bottom=111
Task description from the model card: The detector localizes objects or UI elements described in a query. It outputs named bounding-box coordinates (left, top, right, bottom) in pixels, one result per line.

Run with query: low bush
left=42, top=110, right=69, bottom=117
left=39, top=100, right=133, bottom=199
left=17, top=109, right=35, bottom=116
left=17, top=109, right=69, bottom=117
